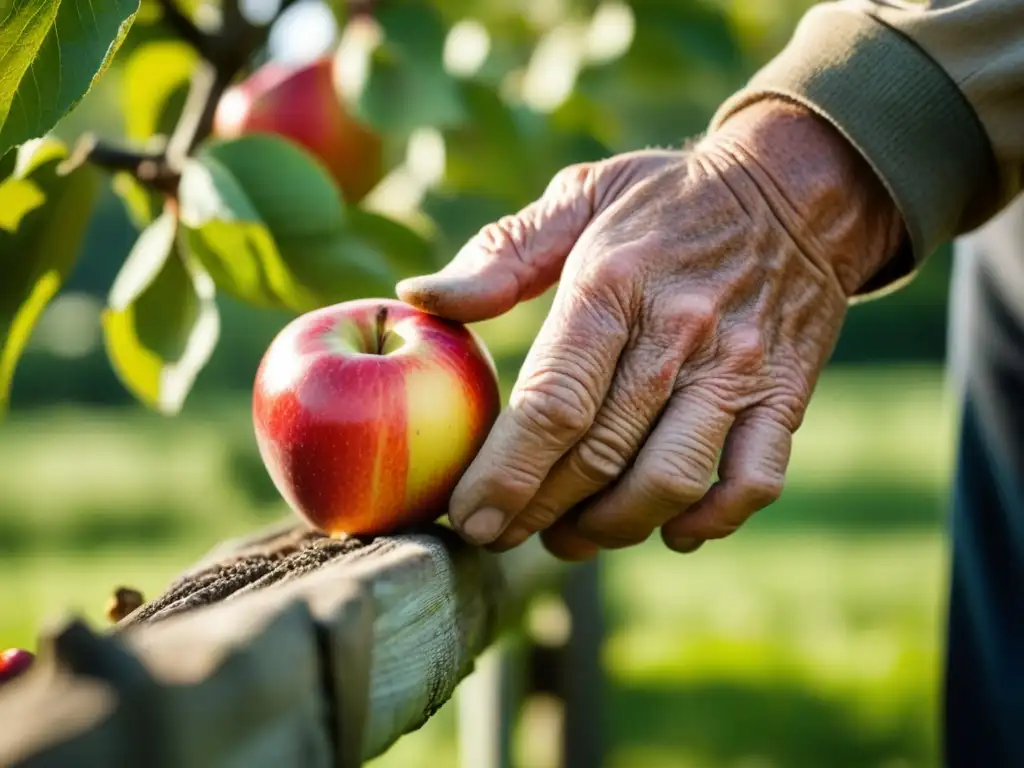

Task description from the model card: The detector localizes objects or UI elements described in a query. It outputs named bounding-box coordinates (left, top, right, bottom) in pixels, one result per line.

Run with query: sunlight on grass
left=0, top=548, right=213, bottom=650
left=618, top=531, right=939, bottom=766
left=790, top=365, right=956, bottom=489
left=606, top=532, right=944, bottom=690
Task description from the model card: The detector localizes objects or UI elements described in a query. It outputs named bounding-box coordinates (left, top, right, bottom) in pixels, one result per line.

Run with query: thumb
left=396, top=164, right=598, bottom=323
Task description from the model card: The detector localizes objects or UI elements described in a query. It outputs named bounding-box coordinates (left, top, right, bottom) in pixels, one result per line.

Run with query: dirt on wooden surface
left=118, top=524, right=368, bottom=629
left=116, top=522, right=463, bottom=630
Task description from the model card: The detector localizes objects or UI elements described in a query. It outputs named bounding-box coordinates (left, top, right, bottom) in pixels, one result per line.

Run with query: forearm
left=710, top=0, right=1024, bottom=299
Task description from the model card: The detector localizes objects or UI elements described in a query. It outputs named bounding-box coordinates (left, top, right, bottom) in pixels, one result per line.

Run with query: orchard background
left=1, top=1, right=953, bottom=766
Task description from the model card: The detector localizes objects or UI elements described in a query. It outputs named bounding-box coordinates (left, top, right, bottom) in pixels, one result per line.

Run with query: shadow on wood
left=0, top=521, right=568, bottom=767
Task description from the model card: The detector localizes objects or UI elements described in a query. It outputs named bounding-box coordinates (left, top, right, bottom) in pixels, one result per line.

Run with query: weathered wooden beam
left=0, top=522, right=567, bottom=767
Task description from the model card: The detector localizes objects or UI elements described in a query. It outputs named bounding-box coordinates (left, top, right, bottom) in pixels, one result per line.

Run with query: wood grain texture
left=0, top=522, right=566, bottom=767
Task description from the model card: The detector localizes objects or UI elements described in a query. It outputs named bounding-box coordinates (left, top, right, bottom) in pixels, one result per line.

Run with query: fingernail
left=397, top=275, right=453, bottom=311
left=395, top=276, right=428, bottom=294
left=668, top=537, right=704, bottom=554
left=461, top=507, right=506, bottom=544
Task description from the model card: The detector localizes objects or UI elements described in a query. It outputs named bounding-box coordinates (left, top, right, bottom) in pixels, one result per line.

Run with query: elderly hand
left=397, top=100, right=903, bottom=560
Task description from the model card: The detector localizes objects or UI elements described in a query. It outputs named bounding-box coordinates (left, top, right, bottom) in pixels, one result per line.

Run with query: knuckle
left=602, top=391, right=655, bottom=442
left=765, top=373, right=812, bottom=427
left=564, top=287, right=633, bottom=342
left=735, top=472, right=785, bottom=508
left=583, top=252, right=638, bottom=291
left=723, top=325, right=766, bottom=373
left=473, top=216, right=530, bottom=263
left=640, top=457, right=709, bottom=506
left=513, top=370, right=596, bottom=439
left=663, top=293, right=719, bottom=338
left=453, top=457, right=541, bottom=516
left=515, top=501, right=561, bottom=535
left=695, top=376, right=745, bottom=411
left=547, top=163, right=593, bottom=195
left=569, top=430, right=630, bottom=485
left=559, top=366, right=666, bottom=487
left=771, top=397, right=806, bottom=431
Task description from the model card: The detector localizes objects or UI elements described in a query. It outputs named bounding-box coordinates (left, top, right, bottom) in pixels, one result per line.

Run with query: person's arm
left=711, top=0, right=1024, bottom=300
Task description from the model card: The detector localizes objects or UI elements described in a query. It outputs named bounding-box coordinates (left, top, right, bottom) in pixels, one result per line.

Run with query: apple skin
left=252, top=298, right=502, bottom=537
left=212, top=56, right=383, bottom=205
left=0, top=648, right=34, bottom=685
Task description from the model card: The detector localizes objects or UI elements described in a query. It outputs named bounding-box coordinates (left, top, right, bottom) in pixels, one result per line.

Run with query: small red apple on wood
left=253, top=299, right=502, bottom=536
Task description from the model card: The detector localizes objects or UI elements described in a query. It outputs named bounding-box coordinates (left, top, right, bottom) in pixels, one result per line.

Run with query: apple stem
left=375, top=305, right=389, bottom=354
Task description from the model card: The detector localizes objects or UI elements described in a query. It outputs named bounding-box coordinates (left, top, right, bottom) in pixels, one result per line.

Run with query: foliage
left=0, top=0, right=749, bottom=416
left=0, top=139, right=102, bottom=411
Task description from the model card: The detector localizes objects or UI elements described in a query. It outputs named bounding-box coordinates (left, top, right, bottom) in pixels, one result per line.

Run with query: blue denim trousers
left=943, top=194, right=1024, bottom=767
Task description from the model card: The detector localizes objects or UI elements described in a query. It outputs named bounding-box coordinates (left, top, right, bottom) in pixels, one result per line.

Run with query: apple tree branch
left=156, top=0, right=212, bottom=55
left=83, top=0, right=307, bottom=192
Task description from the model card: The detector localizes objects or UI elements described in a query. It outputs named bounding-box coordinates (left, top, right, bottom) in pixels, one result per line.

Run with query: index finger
left=449, top=277, right=631, bottom=545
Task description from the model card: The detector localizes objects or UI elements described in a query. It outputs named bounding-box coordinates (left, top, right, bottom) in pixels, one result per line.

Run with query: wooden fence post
left=455, top=637, right=523, bottom=768
left=557, top=557, right=605, bottom=768
left=455, top=556, right=606, bottom=768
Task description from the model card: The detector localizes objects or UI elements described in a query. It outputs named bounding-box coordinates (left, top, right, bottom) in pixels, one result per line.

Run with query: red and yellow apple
left=0, top=648, right=34, bottom=685
left=212, top=56, right=383, bottom=205
left=252, top=299, right=501, bottom=536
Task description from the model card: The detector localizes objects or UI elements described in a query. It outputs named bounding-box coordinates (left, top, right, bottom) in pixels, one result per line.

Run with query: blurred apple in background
left=0, top=649, right=34, bottom=686
left=252, top=299, right=501, bottom=537
left=212, top=55, right=383, bottom=204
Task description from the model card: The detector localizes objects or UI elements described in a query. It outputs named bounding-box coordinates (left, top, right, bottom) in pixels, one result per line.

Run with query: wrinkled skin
left=398, top=100, right=904, bottom=560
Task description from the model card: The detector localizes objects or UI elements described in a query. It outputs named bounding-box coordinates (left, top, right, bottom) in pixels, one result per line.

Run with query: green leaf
left=117, top=0, right=198, bottom=60
left=578, top=1, right=741, bottom=105
left=178, top=134, right=397, bottom=313
left=193, top=135, right=346, bottom=239
left=437, top=79, right=611, bottom=209
left=111, top=171, right=163, bottom=229
left=530, top=123, right=611, bottom=183
left=336, top=3, right=466, bottom=135
left=635, top=1, right=742, bottom=72
left=277, top=235, right=397, bottom=309
left=102, top=210, right=219, bottom=415
left=421, top=191, right=512, bottom=259
left=0, top=138, right=101, bottom=413
left=345, top=208, right=440, bottom=277
left=0, top=147, right=15, bottom=181
left=138, top=0, right=205, bottom=24
left=0, top=0, right=140, bottom=160
left=441, top=80, right=536, bottom=206
left=122, top=39, right=197, bottom=141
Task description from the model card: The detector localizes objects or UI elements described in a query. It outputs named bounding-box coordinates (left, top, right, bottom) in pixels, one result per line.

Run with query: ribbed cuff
left=709, top=5, right=996, bottom=300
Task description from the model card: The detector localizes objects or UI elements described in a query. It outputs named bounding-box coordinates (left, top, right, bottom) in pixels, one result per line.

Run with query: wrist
left=701, top=98, right=905, bottom=297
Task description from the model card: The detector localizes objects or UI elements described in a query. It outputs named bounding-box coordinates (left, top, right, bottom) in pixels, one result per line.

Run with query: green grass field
left=0, top=362, right=956, bottom=767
